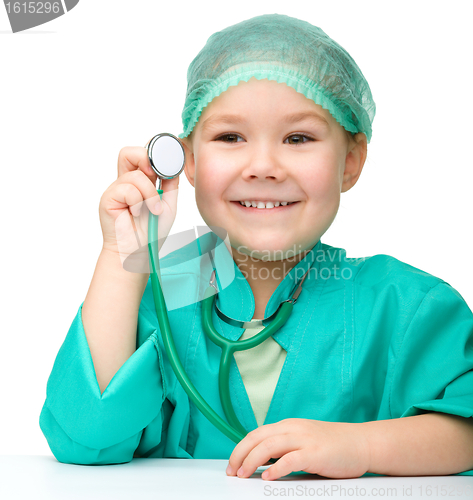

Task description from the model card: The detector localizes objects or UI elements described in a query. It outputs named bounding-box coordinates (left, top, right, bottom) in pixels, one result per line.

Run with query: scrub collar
left=198, top=231, right=323, bottom=341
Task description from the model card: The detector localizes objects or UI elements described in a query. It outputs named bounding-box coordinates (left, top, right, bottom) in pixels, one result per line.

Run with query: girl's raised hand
left=99, top=146, right=180, bottom=272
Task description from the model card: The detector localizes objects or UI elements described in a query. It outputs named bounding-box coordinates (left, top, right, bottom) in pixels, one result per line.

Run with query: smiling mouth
left=231, top=200, right=300, bottom=211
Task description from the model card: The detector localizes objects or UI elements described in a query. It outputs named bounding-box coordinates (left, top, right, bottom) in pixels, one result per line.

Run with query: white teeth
left=238, top=200, right=295, bottom=209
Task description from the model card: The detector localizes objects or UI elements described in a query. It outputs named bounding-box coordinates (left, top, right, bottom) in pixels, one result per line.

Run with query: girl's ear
left=179, top=138, right=196, bottom=188
left=341, top=132, right=367, bottom=193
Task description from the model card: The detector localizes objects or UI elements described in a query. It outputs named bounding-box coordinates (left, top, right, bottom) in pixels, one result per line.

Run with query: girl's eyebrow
left=201, top=114, right=246, bottom=131
left=201, top=111, right=330, bottom=131
left=283, top=111, right=330, bottom=128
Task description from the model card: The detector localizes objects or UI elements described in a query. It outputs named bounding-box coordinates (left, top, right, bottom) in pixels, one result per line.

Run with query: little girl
left=39, top=13, right=473, bottom=480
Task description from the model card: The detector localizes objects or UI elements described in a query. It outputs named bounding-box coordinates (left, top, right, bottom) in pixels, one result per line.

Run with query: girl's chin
left=228, top=238, right=308, bottom=261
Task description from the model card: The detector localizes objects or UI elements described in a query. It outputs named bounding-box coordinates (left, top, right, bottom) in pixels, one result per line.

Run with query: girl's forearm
left=82, top=248, right=149, bottom=395
left=361, top=413, right=473, bottom=476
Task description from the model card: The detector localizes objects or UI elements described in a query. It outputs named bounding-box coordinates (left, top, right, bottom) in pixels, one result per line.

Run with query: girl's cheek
left=304, top=171, right=330, bottom=198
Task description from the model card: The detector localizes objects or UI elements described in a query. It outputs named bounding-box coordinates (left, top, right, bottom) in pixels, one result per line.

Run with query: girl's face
left=183, top=77, right=366, bottom=261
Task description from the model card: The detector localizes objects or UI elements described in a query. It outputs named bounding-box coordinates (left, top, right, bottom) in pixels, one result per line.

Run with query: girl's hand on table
left=226, top=418, right=370, bottom=481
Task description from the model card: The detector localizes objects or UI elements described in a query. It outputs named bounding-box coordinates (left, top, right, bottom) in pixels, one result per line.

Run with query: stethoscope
left=146, top=133, right=309, bottom=447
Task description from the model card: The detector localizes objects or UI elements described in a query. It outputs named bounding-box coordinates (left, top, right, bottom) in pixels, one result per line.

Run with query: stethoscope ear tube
left=147, top=190, right=246, bottom=445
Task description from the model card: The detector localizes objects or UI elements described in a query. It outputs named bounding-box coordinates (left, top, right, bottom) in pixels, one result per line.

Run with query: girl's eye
left=285, top=134, right=314, bottom=145
left=216, top=134, right=243, bottom=143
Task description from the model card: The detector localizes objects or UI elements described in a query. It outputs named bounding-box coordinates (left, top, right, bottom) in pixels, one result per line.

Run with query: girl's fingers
left=115, top=144, right=182, bottom=217
left=117, top=146, right=157, bottom=182
left=115, top=169, right=162, bottom=215
left=110, top=183, right=143, bottom=216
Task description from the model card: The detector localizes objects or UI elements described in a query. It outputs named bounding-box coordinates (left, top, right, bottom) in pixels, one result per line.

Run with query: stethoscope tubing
left=201, top=287, right=294, bottom=436
left=148, top=189, right=245, bottom=445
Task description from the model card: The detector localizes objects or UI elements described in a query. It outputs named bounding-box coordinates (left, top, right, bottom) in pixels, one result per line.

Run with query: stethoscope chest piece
left=147, top=133, right=185, bottom=180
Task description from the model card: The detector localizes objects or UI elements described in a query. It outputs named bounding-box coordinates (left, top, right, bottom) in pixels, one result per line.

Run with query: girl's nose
left=241, top=147, right=287, bottom=182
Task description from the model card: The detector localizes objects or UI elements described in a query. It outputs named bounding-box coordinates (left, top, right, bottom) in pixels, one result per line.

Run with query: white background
left=0, top=1, right=471, bottom=455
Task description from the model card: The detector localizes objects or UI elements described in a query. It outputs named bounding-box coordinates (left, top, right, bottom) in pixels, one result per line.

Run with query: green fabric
left=179, top=14, right=376, bottom=142
left=39, top=232, right=473, bottom=477
left=234, top=320, right=287, bottom=427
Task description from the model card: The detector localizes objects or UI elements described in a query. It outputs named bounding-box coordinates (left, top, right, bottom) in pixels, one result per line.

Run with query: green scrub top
left=39, top=232, right=473, bottom=476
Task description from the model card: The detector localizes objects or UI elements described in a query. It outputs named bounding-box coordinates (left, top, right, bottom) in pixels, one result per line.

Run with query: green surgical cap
left=179, top=13, right=376, bottom=143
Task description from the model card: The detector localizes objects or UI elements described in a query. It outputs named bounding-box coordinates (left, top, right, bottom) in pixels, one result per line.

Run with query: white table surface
left=0, top=456, right=472, bottom=500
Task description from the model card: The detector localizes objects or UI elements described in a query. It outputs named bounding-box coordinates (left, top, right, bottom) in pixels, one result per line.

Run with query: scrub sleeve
left=39, top=301, right=167, bottom=465
left=389, top=282, right=473, bottom=476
